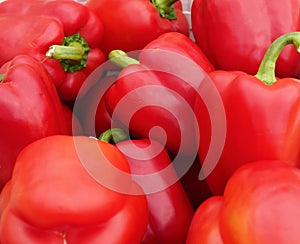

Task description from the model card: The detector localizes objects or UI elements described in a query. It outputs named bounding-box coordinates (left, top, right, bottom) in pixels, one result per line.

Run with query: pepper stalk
left=255, top=32, right=300, bottom=85
left=46, top=33, right=90, bottom=72
left=99, top=128, right=129, bottom=144
left=108, top=50, right=140, bottom=68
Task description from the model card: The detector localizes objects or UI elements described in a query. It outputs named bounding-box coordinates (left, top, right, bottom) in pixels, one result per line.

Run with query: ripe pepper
left=99, top=128, right=194, bottom=244
left=0, top=135, right=149, bottom=243
left=101, top=32, right=214, bottom=157
left=191, top=0, right=300, bottom=78
left=0, top=0, right=105, bottom=102
left=85, top=0, right=190, bottom=56
left=186, top=160, right=300, bottom=244
left=0, top=55, right=68, bottom=191
left=195, top=32, right=300, bottom=195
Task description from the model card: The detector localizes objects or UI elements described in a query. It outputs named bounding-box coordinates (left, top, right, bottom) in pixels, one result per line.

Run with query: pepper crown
left=255, top=32, right=300, bottom=85
left=151, top=0, right=178, bottom=20
left=46, top=33, right=90, bottom=72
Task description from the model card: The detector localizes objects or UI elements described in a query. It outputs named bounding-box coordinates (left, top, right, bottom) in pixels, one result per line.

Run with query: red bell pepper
left=186, top=160, right=300, bottom=243
left=99, top=128, right=194, bottom=243
left=0, top=135, right=149, bottom=243
left=99, top=32, right=214, bottom=157
left=191, top=0, right=300, bottom=78
left=0, top=0, right=105, bottom=102
left=77, top=31, right=215, bottom=140
left=85, top=0, right=190, bottom=56
left=195, top=32, right=300, bottom=195
left=0, top=55, right=68, bottom=191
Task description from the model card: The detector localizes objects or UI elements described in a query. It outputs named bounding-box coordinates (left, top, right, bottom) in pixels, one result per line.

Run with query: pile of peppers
left=0, top=0, right=299, bottom=243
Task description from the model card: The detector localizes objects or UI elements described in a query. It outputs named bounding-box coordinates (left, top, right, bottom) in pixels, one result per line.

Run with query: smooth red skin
left=0, top=135, right=149, bottom=243
left=186, top=196, right=224, bottom=244
left=86, top=0, right=190, bottom=57
left=191, top=0, right=300, bottom=78
left=0, top=13, right=66, bottom=88
left=0, top=0, right=106, bottom=102
left=0, top=14, right=64, bottom=69
left=116, top=139, right=194, bottom=244
left=219, top=160, right=300, bottom=244
left=0, top=55, right=68, bottom=190
left=195, top=70, right=300, bottom=195
left=104, top=32, right=214, bottom=156
left=140, top=32, right=215, bottom=74
left=187, top=161, right=300, bottom=243
left=105, top=64, right=199, bottom=156
left=0, top=0, right=104, bottom=48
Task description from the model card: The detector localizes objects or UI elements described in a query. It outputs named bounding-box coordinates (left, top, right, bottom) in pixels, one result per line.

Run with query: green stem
left=109, top=50, right=140, bottom=68
left=255, top=32, right=300, bottom=85
left=47, top=43, right=84, bottom=61
left=46, top=33, right=90, bottom=72
left=99, top=128, right=128, bottom=144
left=151, top=0, right=178, bottom=20
left=0, top=74, right=4, bottom=82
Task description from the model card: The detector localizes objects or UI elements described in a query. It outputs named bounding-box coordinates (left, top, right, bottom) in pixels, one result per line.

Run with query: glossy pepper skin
left=0, top=0, right=105, bottom=102
left=100, top=129, right=194, bottom=244
left=0, top=135, right=148, bottom=243
left=195, top=32, right=300, bottom=195
left=186, top=160, right=300, bottom=244
left=0, top=55, right=68, bottom=191
left=85, top=0, right=190, bottom=57
left=191, top=0, right=300, bottom=78
left=103, top=32, right=214, bottom=156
